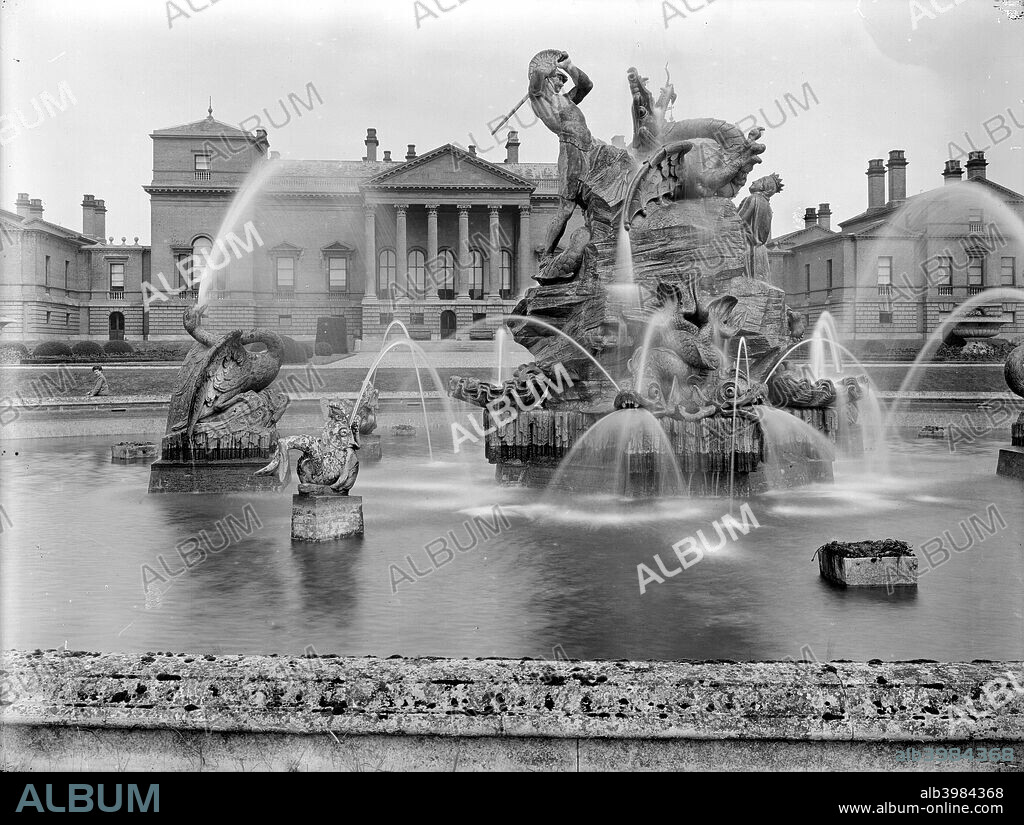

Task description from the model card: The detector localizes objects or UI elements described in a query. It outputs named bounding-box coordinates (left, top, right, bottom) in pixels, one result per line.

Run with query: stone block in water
left=291, top=493, right=364, bottom=541
left=817, top=540, right=917, bottom=587
left=111, top=441, right=157, bottom=461
left=148, top=459, right=283, bottom=493
left=996, top=446, right=1024, bottom=480
left=361, top=434, right=382, bottom=462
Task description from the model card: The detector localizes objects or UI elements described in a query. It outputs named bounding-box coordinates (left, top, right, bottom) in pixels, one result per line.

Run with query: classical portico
left=359, top=144, right=538, bottom=340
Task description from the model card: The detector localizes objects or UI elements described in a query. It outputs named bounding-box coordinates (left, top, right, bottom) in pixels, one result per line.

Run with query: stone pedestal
left=361, top=434, right=382, bottom=462
left=291, top=494, right=364, bottom=541
left=148, top=459, right=282, bottom=493
left=817, top=542, right=918, bottom=587
left=996, top=446, right=1024, bottom=480
left=112, top=441, right=157, bottom=461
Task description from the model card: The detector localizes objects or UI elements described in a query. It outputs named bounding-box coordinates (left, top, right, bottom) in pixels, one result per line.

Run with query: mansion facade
left=770, top=149, right=1024, bottom=345
left=0, top=113, right=578, bottom=344
left=2, top=113, right=1021, bottom=350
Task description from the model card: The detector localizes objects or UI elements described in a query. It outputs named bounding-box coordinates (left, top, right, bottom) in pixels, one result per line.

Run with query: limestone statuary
left=321, top=389, right=381, bottom=461
left=256, top=399, right=364, bottom=541
left=149, top=305, right=289, bottom=492
left=450, top=51, right=867, bottom=495
left=738, top=173, right=784, bottom=283
left=996, top=342, right=1024, bottom=479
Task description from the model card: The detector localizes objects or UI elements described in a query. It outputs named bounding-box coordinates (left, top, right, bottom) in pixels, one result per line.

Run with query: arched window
left=469, top=249, right=485, bottom=300
left=500, top=250, right=514, bottom=299
left=437, top=248, right=455, bottom=300
left=191, top=236, right=214, bottom=292
left=377, top=249, right=397, bottom=298
left=407, top=249, right=426, bottom=296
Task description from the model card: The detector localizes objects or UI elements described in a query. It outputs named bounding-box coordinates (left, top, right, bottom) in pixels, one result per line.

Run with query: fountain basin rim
left=4, top=650, right=1020, bottom=743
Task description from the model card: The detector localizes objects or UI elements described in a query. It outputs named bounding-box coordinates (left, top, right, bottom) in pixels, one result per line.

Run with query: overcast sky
left=1, top=0, right=1021, bottom=243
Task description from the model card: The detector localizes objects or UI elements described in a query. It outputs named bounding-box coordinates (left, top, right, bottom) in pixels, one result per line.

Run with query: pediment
left=363, top=145, right=535, bottom=192
left=0, top=214, right=22, bottom=233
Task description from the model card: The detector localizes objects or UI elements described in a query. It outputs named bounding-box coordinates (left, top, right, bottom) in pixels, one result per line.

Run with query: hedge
left=33, top=341, right=73, bottom=358
left=103, top=340, right=135, bottom=355
left=71, top=340, right=105, bottom=358
left=0, top=343, right=29, bottom=364
left=280, top=335, right=309, bottom=364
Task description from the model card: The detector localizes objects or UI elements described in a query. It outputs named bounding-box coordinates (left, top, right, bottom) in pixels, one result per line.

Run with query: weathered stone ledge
left=2, top=651, right=1021, bottom=743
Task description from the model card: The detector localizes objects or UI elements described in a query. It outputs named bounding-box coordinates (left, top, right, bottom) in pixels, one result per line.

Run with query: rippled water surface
left=1, top=427, right=1021, bottom=661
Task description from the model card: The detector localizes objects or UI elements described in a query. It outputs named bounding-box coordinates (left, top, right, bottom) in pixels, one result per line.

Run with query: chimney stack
left=93, top=199, right=107, bottom=240
left=866, top=158, right=886, bottom=209
left=803, top=207, right=818, bottom=229
left=965, top=150, right=988, bottom=181
left=468, top=145, right=477, bottom=156
left=942, top=159, right=963, bottom=185
left=817, top=203, right=832, bottom=231
left=15, top=193, right=31, bottom=218
left=406, top=144, right=417, bottom=161
left=886, top=149, right=908, bottom=205
left=383, top=150, right=392, bottom=162
left=81, top=194, right=97, bottom=236
left=28, top=198, right=44, bottom=219
left=505, top=130, right=520, bottom=164
left=364, top=128, right=378, bottom=162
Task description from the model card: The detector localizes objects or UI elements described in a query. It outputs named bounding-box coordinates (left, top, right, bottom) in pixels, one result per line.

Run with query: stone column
left=426, top=204, right=439, bottom=301
left=395, top=203, right=408, bottom=298
left=457, top=204, right=470, bottom=299
left=363, top=205, right=377, bottom=300
left=487, top=204, right=501, bottom=298
left=518, top=205, right=532, bottom=295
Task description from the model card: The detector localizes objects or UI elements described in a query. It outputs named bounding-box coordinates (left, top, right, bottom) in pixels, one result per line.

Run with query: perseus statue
left=527, top=49, right=634, bottom=282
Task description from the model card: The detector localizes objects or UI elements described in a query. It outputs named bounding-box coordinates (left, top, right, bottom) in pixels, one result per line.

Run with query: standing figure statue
left=528, top=49, right=635, bottom=283
left=529, top=49, right=594, bottom=259
left=737, top=173, right=784, bottom=282
left=255, top=400, right=360, bottom=495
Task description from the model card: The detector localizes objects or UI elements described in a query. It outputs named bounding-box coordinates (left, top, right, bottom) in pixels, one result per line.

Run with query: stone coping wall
left=3, top=651, right=1022, bottom=742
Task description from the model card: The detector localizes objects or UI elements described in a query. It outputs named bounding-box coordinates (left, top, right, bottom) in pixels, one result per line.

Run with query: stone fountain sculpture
left=148, top=305, right=290, bottom=492
left=996, top=343, right=1024, bottom=479
left=320, top=385, right=383, bottom=462
left=255, top=399, right=364, bottom=540
left=449, top=50, right=863, bottom=494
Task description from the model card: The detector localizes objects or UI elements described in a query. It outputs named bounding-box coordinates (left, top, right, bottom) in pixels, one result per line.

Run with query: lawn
left=0, top=365, right=494, bottom=399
